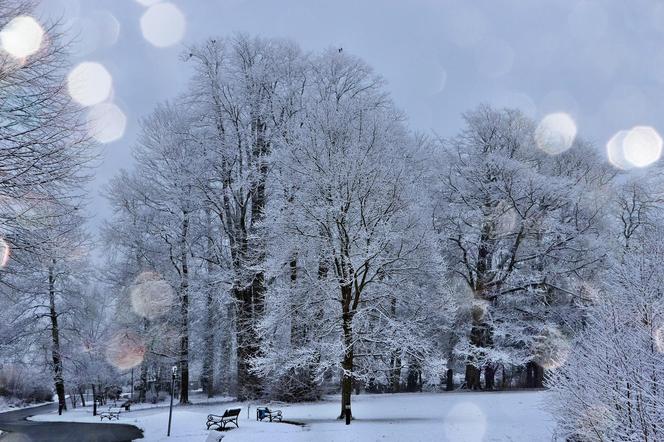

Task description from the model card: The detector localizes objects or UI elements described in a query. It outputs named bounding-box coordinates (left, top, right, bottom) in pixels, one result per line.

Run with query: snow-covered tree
left=550, top=225, right=664, bottom=441
left=185, top=35, right=307, bottom=399
left=433, top=105, right=611, bottom=389
left=254, top=50, right=442, bottom=417
left=0, top=0, right=94, bottom=411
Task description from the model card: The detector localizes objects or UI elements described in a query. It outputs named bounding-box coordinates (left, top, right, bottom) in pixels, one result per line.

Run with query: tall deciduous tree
left=255, top=50, right=440, bottom=417
left=186, top=35, right=306, bottom=399
left=433, top=106, right=610, bottom=389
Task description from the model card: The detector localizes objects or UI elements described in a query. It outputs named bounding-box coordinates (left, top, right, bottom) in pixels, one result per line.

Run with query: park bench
left=99, top=407, right=122, bottom=421
left=256, top=406, right=282, bottom=422
left=206, top=407, right=241, bottom=431
left=120, top=400, right=131, bottom=411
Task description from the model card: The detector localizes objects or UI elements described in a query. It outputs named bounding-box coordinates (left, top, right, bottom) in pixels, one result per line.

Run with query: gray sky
left=35, top=0, right=664, bottom=229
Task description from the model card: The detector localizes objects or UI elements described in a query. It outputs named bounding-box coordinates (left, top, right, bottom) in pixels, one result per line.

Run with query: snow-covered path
left=32, top=390, right=554, bottom=441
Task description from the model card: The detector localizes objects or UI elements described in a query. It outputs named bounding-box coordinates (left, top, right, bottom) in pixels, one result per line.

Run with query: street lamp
left=167, top=365, right=177, bottom=437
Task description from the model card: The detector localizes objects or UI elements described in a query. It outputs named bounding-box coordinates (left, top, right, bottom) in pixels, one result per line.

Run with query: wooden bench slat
left=206, top=407, right=241, bottom=431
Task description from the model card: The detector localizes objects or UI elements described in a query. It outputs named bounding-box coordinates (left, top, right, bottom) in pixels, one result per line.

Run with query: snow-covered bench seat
left=256, top=406, right=282, bottom=422
left=206, top=407, right=241, bottom=431
left=99, top=407, right=122, bottom=421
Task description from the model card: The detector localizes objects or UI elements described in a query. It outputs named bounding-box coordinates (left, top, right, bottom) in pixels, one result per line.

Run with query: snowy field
left=30, top=391, right=553, bottom=441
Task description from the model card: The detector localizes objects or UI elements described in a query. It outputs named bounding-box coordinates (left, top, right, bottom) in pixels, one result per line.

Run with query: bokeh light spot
left=67, top=62, right=113, bottom=107
left=489, top=90, right=537, bottom=117
left=0, top=238, right=9, bottom=268
left=105, top=331, right=145, bottom=370
left=136, top=0, right=162, bottom=6
left=130, top=271, right=175, bottom=320
left=494, top=201, right=518, bottom=235
left=69, top=11, right=120, bottom=57
left=535, top=113, right=577, bottom=155
left=86, top=102, right=127, bottom=143
left=140, top=3, right=186, bottom=48
left=654, top=325, right=664, bottom=353
left=444, top=402, right=487, bottom=442
left=475, top=39, right=514, bottom=78
left=533, top=327, right=570, bottom=370
left=444, top=5, right=487, bottom=48
left=606, top=130, right=633, bottom=170
left=622, top=126, right=662, bottom=168
left=0, top=16, right=44, bottom=58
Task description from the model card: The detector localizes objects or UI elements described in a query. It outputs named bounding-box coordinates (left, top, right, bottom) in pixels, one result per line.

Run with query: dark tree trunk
left=234, top=116, right=269, bottom=400
left=465, top=315, right=484, bottom=390
left=218, top=303, right=232, bottom=395
left=390, top=353, right=402, bottom=393
left=202, top=209, right=215, bottom=399
left=526, top=361, right=538, bottom=388
left=465, top=364, right=481, bottom=390
left=464, top=218, right=496, bottom=391
left=202, top=299, right=215, bottom=398
left=48, top=263, right=66, bottom=414
left=92, top=384, right=97, bottom=416
left=406, top=360, right=423, bottom=392
left=533, top=362, right=544, bottom=388
left=236, top=280, right=263, bottom=400
left=484, top=364, right=495, bottom=390
left=446, top=368, right=454, bottom=391
left=78, top=386, right=86, bottom=407
left=179, top=213, right=190, bottom=404
left=389, top=297, right=401, bottom=393
left=139, top=358, right=148, bottom=401
left=339, top=292, right=354, bottom=420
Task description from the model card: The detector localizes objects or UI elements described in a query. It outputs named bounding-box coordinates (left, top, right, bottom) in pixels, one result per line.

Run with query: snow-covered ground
left=30, top=390, right=553, bottom=441
left=0, top=397, right=51, bottom=413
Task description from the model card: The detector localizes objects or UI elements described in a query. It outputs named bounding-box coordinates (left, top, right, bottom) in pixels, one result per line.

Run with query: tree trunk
left=526, top=361, right=535, bottom=388
left=234, top=116, right=269, bottom=400
left=446, top=368, right=454, bottom=391
left=465, top=364, right=481, bottom=390
left=178, top=213, right=190, bottom=404
left=92, top=384, right=97, bottom=416
left=236, top=281, right=262, bottom=400
left=218, top=303, right=232, bottom=395
left=202, top=208, right=215, bottom=398
left=202, top=294, right=215, bottom=398
left=534, top=363, right=544, bottom=388
left=390, top=352, right=402, bottom=393
left=78, top=386, right=86, bottom=407
left=406, top=360, right=423, bottom=392
left=484, top=364, right=495, bottom=390
left=138, top=317, right=149, bottom=402
left=464, top=218, right=495, bottom=391
left=48, top=263, right=66, bottom=414
left=339, top=303, right=354, bottom=420
left=389, top=297, right=401, bottom=393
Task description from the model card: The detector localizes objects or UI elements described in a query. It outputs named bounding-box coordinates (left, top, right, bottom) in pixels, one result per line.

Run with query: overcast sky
left=35, top=0, right=664, bottom=231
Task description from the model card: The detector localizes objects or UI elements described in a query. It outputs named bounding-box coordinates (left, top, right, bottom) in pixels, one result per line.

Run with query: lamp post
left=167, top=365, right=177, bottom=437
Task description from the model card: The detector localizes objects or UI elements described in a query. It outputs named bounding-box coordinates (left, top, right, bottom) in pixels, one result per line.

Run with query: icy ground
left=30, top=390, right=553, bottom=441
